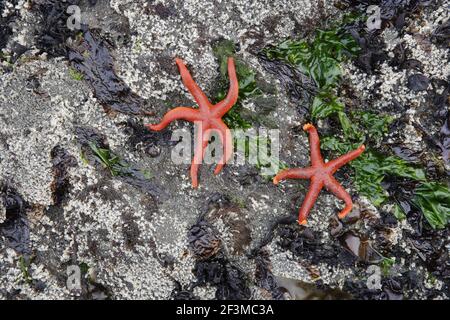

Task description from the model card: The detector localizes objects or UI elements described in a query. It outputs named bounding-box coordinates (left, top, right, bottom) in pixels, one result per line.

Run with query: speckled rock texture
left=0, top=0, right=448, bottom=300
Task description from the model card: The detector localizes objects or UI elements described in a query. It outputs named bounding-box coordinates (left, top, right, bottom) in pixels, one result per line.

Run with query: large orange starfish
left=146, top=57, right=238, bottom=188
left=273, top=123, right=365, bottom=225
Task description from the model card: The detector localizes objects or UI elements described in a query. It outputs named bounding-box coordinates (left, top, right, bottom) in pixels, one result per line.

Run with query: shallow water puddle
left=276, top=276, right=351, bottom=300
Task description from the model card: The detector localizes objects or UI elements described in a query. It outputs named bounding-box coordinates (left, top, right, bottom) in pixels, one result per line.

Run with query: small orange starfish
left=273, top=123, right=365, bottom=225
left=146, top=57, right=238, bottom=188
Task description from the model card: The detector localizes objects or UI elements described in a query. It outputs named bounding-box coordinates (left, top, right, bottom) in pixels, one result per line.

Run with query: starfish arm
left=175, top=58, right=211, bottom=111
left=213, top=58, right=239, bottom=117
left=211, top=119, right=234, bottom=175
left=324, top=176, right=353, bottom=219
left=326, top=144, right=365, bottom=173
left=191, top=130, right=211, bottom=188
left=303, top=123, right=324, bottom=166
left=298, top=178, right=323, bottom=225
left=273, top=168, right=314, bottom=185
left=146, top=107, right=200, bottom=131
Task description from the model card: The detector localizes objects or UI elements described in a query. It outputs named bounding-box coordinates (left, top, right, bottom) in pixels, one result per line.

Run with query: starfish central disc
left=273, top=123, right=365, bottom=225
left=146, top=57, right=239, bottom=188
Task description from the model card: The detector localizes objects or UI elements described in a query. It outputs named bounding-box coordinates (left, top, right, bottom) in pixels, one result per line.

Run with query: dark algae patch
left=68, top=30, right=151, bottom=115
left=258, top=54, right=317, bottom=115
left=50, top=146, right=77, bottom=206
left=0, top=185, right=30, bottom=256
left=412, top=182, right=450, bottom=230
left=123, top=119, right=178, bottom=158
left=185, top=208, right=251, bottom=300
left=0, top=0, right=18, bottom=51
left=34, top=0, right=83, bottom=57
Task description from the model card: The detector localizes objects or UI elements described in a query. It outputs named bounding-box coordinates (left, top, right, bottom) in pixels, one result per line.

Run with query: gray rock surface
left=0, top=0, right=448, bottom=300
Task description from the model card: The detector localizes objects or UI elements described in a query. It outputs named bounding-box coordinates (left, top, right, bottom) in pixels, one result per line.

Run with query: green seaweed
left=393, top=204, right=407, bottom=220
left=234, top=130, right=287, bottom=178
left=213, top=40, right=262, bottom=129
left=69, top=66, right=84, bottom=81
left=311, top=91, right=344, bottom=120
left=412, top=182, right=450, bottom=229
left=320, top=109, right=425, bottom=207
left=263, top=25, right=360, bottom=136
left=264, top=28, right=359, bottom=89
left=264, top=22, right=448, bottom=229
left=88, top=142, right=130, bottom=177
left=18, top=256, right=33, bottom=285
left=380, top=257, right=396, bottom=277
left=79, top=262, right=90, bottom=274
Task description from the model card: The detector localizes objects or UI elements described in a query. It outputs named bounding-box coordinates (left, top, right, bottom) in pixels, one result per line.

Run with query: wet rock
left=188, top=204, right=251, bottom=300
left=254, top=250, right=285, bottom=300
left=50, top=146, right=76, bottom=206
left=68, top=30, right=150, bottom=115
left=402, top=59, right=422, bottom=71
left=205, top=204, right=252, bottom=256
left=343, top=274, right=408, bottom=300
left=75, top=126, right=167, bottom=201
left=329, top=216, right=344, bottom=237
left=431, top=19, right=450, bottom=46
left=276, top=224, right=354, bottom=266
left=0, top=186, right=30, bottom=255
left=123, top=119, right=177, bottom=157
left=87, top=281, right=111, bottom=300
left=408, top=228, right=450, bottom=279
left=33, top=0, right=82, bottom=57
left=277, top=276, right=352, bottom=300
left=75, top=126, right=108, bottom=149
left=258, top=54, right=317, bottom=114
left=236, top=165, right=262, bottom=186
left=171, top=282, right=199, bottom=300
left=338, top=231, right=383, bottom=263
left=407, top=74, right=430, bottom=92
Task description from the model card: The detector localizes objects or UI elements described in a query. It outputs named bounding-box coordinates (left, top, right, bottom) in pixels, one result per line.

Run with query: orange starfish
left=146, top=57, right=238, bottom=188
left=273, top=123, right=365, bottom=225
